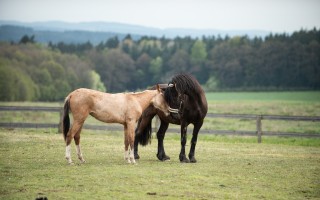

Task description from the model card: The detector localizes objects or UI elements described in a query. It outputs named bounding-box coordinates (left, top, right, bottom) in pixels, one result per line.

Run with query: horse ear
left=156, top=84, right=161, bottom=92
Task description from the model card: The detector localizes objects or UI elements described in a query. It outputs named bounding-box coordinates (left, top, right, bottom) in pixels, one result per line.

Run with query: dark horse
left=134, top=73, right=208, bottom=163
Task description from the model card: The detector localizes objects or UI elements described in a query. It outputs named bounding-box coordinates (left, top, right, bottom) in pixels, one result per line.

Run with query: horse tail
left=62, top=97, right=71, bottom=141
left=135, top=115, right=153, bottom=146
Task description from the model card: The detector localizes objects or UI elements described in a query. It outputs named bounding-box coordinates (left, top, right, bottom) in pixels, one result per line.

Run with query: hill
left=0, top=25, right=139, bottom=45
left=0, top=20, right=271, bottom=44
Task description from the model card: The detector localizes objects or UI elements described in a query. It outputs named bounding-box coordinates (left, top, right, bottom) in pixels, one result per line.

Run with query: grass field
left=0, top=128, right=319, bottom=199
left=206, top=91, right=320, bottom=102
left=0, top=92, right=320, bottom=199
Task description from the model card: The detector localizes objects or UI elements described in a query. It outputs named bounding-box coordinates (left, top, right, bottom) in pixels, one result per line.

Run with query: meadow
left=0, top=91, right=320, bottom=199
left=0, top=128, right=319, bottom=199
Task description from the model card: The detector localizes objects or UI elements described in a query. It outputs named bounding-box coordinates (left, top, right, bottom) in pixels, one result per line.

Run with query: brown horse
left=62, top=85, right=178, bottom=164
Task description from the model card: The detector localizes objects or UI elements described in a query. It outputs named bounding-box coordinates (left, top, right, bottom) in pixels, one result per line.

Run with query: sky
left=0, top=0, right=319, bottom=33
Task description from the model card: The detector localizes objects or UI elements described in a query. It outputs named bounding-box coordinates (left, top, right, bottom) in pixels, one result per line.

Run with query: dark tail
left=62, top=97, right=70, bottom=141
left=135, top=115, right=153, bottom=146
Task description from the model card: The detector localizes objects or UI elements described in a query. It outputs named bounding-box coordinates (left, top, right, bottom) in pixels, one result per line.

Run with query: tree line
left=0, top=42, right=105, bottom=101
left=0, top=28, right=319, bottom=101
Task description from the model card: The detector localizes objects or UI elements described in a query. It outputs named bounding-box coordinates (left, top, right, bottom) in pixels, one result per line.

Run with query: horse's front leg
left=124, top=122, right=136, bottom=164
left=179, top=122, right=189, bottom=163
left=157, top=121, right=170, bottom=161
left=124, top=124, right=131, bottom=163
left=188, top=120, right=203, bottom=163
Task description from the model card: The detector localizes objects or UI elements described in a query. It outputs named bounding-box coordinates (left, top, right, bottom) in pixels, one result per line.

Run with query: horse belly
left=90, top=108, right=125, bottom=124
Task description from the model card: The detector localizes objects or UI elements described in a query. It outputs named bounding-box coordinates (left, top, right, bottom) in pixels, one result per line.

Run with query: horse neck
left=133, top=90, right=157, bottom=110
left=183, top=89, right=208, bottom=112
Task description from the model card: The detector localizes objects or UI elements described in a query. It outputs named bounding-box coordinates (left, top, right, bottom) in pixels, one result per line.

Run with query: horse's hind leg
left=65, top=121, right=84, bottom=164
left=157, top=121, right=170, bottom=161
left=74, top=125, right=85, bottom=163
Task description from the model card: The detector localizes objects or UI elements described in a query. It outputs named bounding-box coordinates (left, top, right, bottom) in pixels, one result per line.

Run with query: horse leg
left=134, top=108, right=156, bottom=160
left=127, top=122, right=136, bottom=164
left=179, top=122, right=190, bottom=163
left=133, top=139, right=139, bottom=159
left=157, top=121, right=170, bottom=161
left=124, top=124, right=131, bottom=163
left=74, top=126, right=85, bottom=163
left=188, top=120, right=203, bottom=163
left=124, top=122, right=136, bottom=164
left=65, top=121, right=84, bottom=164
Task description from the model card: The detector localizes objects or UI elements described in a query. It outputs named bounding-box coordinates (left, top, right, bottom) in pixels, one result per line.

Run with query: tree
left=19, top=35, right=35, bottom=44
left=94, top=49, right=135, bottom=92
left=134, top=53, right=152, bottom=88
left=122, top=34, right=133, bottom=54
left=0, top=64, right=38, bottom=101
left=90, top=70, right=106, bottom=92
left=106, top=36, right=119, bottom=49
left=168, top=49, right=190, bottom=74
left=191, top=40, right=207, bottom=64
left=40, top=60, right=64, bottom=80
left=190, top=40, right=208, bottom=83
left=149, top=56, right=163, bottom=82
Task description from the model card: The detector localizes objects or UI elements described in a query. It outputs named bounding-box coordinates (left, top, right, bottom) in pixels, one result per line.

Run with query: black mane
left=172, top=73, right=203, bottom=96
left=164, top=73, right=203, bottom=108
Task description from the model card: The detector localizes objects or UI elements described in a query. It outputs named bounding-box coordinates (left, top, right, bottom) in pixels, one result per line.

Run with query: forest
left=0, top=28, right=319, bottom=101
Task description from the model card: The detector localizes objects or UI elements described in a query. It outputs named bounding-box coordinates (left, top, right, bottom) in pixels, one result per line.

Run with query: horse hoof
left=157, top=153, right=170, bottom=161
left=180, top=159, right=190, bottom=163
left=163, top=156, right=170, bottom=161
left=66, top=157, right=73, bottom=165
left=189, top=157, right=197, bottom=163
left=161, top=155, right=171, bottom=161
left=179, top=156, right=190, bottom=163
left=134, top=154, right=140, bottom=159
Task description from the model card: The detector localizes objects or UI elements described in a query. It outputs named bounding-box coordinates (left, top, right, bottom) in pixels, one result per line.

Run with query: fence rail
left=0, top=106, right=61, bottom=112
left=1, top=106, right=319, bottom=142
left=206, top=113, right=320, bottom=121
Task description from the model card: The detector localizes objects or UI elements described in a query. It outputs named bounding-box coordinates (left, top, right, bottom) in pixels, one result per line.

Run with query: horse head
left=152, top=84, right=179, bottom=116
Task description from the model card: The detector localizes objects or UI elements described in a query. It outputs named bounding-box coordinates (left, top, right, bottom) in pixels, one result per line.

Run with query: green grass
left=205, top=91, right=320, bottom=102
left=207, top=101, right=320, bottom=116
left=200, top=134, right=320, bottom=147
left=0, top=129, right=319, bottom=199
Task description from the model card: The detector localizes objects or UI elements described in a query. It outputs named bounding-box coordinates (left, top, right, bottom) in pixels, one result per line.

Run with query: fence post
left=256, top=115, right=262, bottom=143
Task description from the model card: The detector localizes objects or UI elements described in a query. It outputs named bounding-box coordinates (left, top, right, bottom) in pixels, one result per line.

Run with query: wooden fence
left=1, top=106, right=319, bottom=143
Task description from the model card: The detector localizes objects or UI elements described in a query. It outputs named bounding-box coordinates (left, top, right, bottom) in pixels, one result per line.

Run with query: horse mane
left=173, top=73, right=203, bottom=96
left=164, top=73, right=203, bottom=107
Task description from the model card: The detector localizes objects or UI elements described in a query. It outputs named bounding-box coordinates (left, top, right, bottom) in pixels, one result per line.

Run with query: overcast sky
left=0, top=0, right=319, bottom=33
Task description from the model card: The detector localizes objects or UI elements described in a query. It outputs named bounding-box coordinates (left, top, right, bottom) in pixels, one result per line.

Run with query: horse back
left=68, top=88, right=128, bottom=124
